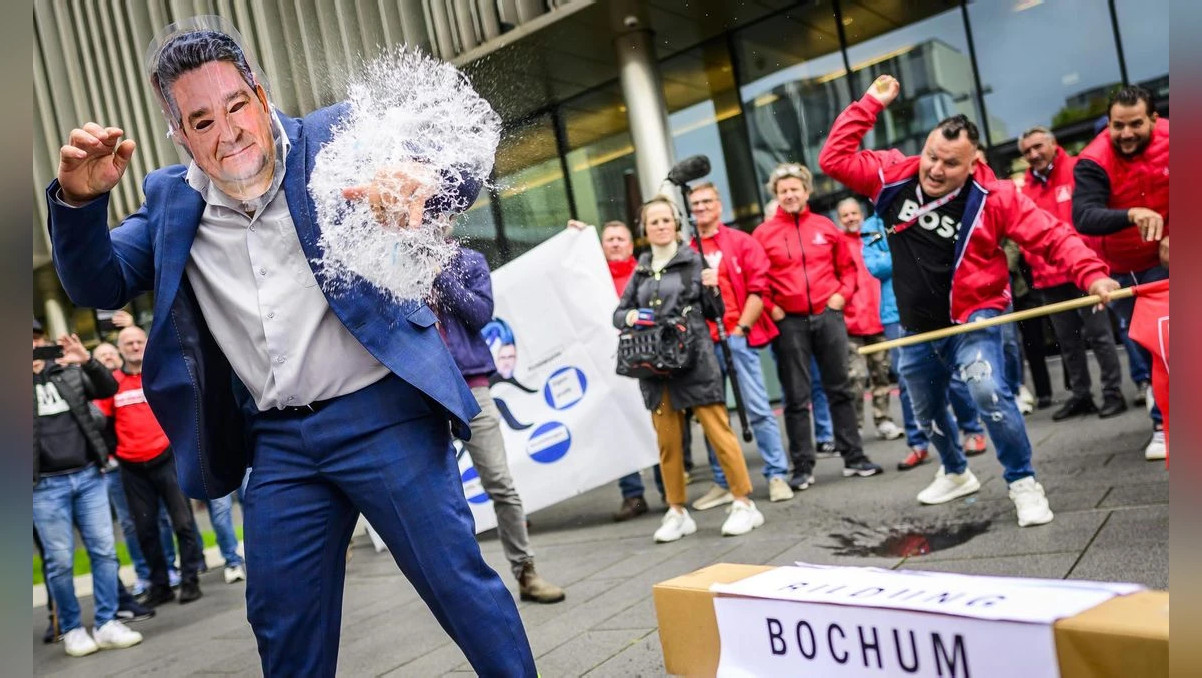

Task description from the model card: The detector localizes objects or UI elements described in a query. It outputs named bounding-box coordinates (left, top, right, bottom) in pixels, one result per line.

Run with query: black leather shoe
left=140, top=585, right=175, bottom=607
left=1036, top=395, right=1053, bottom=409
left=612, top=496, right=648, bottom=522
left=1098, top=396, right=1128, bottom=419
left=178, top=581, right=203, bottom=604
left=1052, top=397, right=1098, bottom=421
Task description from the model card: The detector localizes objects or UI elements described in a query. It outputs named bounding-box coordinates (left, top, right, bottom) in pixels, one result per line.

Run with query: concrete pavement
left=32, top=360, right=1168, bottom=676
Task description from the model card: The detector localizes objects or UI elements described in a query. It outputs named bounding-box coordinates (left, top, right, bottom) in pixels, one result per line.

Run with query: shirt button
left=250, top=225, right=257, bottom=232
left=276, top=356, right=286, bottom=364
left=259, top=267, right=267, bottom=276
left=267, top=311, right=276, bottom=319
left=287, top=395, right=295, bottom=402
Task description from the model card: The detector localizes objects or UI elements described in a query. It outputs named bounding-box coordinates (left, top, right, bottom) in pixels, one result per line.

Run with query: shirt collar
left=1031, top=160, right=1054, bottom=184
left=185, top=108, right=290, bottom=215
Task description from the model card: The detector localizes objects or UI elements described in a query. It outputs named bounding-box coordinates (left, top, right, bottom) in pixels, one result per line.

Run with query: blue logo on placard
left=460, top=466, right=490, bottom=504
left=543, top=366, right=588, bottom=410
left=526, top=421, right=571, bottom=463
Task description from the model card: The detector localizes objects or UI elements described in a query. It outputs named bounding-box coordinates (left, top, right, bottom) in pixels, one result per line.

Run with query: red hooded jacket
left=752, top=206, right=858, bottom=317
left=841, top=229, right=884, bottom=336
left=818, top=94, right=1110, bottom=325
left=1020, top=147, right=1100, bottom=289
left=689, top=224, right=779, bottom=348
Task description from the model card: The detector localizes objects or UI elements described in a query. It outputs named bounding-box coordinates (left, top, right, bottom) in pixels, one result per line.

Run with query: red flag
left=1128, top=279, right=1169, bottom=460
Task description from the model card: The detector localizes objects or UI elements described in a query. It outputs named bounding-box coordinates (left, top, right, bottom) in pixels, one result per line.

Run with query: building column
left=611, top=7, right=675, bottom=218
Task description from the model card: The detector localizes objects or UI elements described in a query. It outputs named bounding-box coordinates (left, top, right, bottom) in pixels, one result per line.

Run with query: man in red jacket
left=753, top=163, right=884, bottom=491
left=819, top=75, right=1119, bottom=527
left=835, top=197, right=903, bottom=441
left=1018, top=126, right=1126, bottom=421
left=686, top=182, right=794, bottom=506
left=1072, top=85, right=1169, bottom=460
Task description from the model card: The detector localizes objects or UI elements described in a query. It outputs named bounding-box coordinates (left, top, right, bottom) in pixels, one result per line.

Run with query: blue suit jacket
left=46, top=104, right=481, bottom=500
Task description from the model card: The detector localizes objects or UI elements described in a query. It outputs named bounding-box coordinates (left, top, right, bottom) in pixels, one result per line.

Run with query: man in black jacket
left=33, top=319, right=145, bottom=657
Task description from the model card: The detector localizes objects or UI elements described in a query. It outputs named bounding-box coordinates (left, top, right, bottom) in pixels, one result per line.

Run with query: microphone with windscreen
left=665, top=154, right=711, bottom=186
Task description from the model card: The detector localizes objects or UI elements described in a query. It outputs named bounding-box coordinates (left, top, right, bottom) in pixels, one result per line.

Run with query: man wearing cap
left=819, top=75, right=1119, bottom=527
left=45, top=20, right=534, bottom=677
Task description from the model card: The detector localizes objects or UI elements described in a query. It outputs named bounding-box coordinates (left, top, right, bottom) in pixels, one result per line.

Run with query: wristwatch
left=736, top=323, right=751, bottom=335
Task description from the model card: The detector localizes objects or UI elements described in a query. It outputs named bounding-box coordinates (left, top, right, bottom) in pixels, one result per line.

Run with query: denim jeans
left=705, top=335, right=790, bottom=488
left=33, top=465, right=119, bottom=632
left=1001, top=316, right=1024, bottom=398
left=1111, top=266, right=1167, bottom=426
left=617, top=467, right=664, bottom=499
left=207, top=493, right=244, bottom=568
left=886, top=323, right=983, bottom=449
left=897, top=309, right=1035, bottom=484
left=809, top=355, right=834, bottom=443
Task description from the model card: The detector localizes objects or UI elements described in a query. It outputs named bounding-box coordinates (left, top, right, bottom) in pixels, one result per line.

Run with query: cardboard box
left=653, top=563, right=1169, bottom=678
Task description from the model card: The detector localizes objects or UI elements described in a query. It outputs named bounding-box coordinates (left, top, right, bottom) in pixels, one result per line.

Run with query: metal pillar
left=613, top=24, right=675, bottom=214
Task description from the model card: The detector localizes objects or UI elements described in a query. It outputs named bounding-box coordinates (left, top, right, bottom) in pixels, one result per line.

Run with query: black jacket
left=614, top=246, right=725, bottom=411
left=33, top=358, right=118, bottom=483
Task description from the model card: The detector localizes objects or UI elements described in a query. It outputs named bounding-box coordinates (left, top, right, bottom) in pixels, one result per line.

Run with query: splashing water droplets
left=309, top=47, right=501, bottom=302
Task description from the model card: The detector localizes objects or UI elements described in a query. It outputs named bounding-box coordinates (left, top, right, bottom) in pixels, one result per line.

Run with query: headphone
left=636, top=195, right=685, bottom=239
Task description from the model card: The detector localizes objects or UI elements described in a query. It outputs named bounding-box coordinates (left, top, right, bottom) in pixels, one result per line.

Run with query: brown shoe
left=612, top=495, right=649, bottom=522
left=518, top=561, right=565, bottom=604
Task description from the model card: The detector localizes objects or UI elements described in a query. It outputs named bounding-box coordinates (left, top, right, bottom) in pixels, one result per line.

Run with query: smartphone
left=33, top=345, right=64, bottom=361
left=96, top=309, right=117, bottom=334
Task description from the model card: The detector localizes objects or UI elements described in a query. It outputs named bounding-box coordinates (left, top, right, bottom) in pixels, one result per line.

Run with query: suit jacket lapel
left=154, top=177, right=205, bottom=323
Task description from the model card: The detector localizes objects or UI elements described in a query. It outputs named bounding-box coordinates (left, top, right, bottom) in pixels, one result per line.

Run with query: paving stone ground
left=33, top=355, right=1168, bottom=676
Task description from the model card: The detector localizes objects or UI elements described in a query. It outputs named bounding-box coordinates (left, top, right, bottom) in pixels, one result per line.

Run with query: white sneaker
left=224, top=564, right=247, bottom=584
left=1145, top=430, right=1166, bottom=461
left=1017, top=386, right=1035, bottom=415
left=916, top=467, right=981, bottom=505
left=721, top=500, right=765, bottom=536
left=876, top=420, right=904, bottom=440
left=653, top=508, right=697, bottom=543
left=63, top=627, right=99, bottom=657
left=768, top=476, right=794, bottom=502
left=93, top=619, right=143, bottom=650
left=1009, top=477, right=1054, bottom=527
left=691, top=484, right=734, bottom=511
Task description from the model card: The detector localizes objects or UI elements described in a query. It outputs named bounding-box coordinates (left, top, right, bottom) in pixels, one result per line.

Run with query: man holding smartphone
left=33, top=319, right=145, bottom=657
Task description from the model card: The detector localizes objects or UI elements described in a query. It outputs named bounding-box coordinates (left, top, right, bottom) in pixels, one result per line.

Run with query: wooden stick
left=857, top=286, right=1136, bottom=355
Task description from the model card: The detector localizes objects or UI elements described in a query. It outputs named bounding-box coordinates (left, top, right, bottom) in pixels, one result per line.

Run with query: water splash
left=308, top=47, right=501, bottom=302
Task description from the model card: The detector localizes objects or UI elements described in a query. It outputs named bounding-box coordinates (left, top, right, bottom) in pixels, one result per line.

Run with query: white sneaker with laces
left=93, top=619, right=143, bottom=650
left=653, top=508, right=697, bottom=543
left=63, top=627, right=99, bottom=657
left=1145, top=430, right=1166, bottom=461
left=768, top=476, right=794, bottom=502
left=721, top=500, right=765, bottom=536
left=1009, top=477, right=1054, bottom=527
left=691, top=484, right=734, bottom=511
left=916, top=467, right=981, bottom=505
left=224, top=564, right=247, bottom=584
left=876, top=420, right=904, bottom=440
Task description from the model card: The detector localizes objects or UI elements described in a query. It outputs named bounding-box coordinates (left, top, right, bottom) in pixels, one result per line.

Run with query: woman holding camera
left=614, top=196, right=764, bottom=543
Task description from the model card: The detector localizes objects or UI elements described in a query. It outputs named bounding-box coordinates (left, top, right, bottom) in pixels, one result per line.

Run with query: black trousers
left=1013, top=293, right=1053, bottom=399
left=773, top=310, right=864, bottom=475
left=1039, top=283, right=1123, bottom=401
left=120, top=448, right=204, bottom=588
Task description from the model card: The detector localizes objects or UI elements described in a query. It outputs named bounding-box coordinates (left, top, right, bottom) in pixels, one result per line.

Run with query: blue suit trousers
left=240, top=374, right=536, bottom=677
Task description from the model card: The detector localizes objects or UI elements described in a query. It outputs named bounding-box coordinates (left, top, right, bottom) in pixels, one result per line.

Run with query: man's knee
left=960, top=358, right=1008, bottom=421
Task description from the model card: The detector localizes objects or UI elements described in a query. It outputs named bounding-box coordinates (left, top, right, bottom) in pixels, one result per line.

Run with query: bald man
left=92, top=342, right=122, bottom=370
left=95, top=326, right=205, bottom=606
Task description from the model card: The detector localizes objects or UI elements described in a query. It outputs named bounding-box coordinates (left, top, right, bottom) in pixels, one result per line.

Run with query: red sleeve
left=999, top=184, right=1110, bottom=291
left=829, top=222, right=859, bottom=301
left=818, top=94, right=906, bottom=200
left=739, top=231, right=771, bottom=298
left=751, top=226, right=777, bottom=313
left=94, top=396, right=113, bottom=417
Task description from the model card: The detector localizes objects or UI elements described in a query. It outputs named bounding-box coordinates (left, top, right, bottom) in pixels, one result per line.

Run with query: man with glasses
left=685, top=182, right=795, bottom=507
left=819, top=75, right=1119, bottom=527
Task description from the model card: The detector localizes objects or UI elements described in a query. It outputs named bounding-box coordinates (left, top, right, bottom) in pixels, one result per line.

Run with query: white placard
left=714, top=594, right=1058, bottom=678
left=712, top=563, right=1142, bottom=624
left=457, top=227, right=659, bottom=532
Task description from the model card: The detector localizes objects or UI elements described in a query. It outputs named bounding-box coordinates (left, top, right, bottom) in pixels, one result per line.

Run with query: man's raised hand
left=343, top=163, right=437, bottom=229
left=58, top=123, right=136, bottom=206
left=866, top=75, right=901, bottom=108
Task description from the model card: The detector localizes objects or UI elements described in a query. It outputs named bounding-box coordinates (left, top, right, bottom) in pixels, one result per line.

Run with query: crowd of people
left=34, top=17, right=1166, bottom=676
left=597, top=77, right=1166, bottom=540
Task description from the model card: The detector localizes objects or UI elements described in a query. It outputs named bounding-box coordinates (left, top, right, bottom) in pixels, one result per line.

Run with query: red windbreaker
left=690, top=224, right=779, bottom=347
left=752, top=206, right=858, bottom=317
left=841, top=230, right=883, bottom=336
left=1020, top=147, right=1101, bottom=289
left=818, top=94, right=1110, bottom=324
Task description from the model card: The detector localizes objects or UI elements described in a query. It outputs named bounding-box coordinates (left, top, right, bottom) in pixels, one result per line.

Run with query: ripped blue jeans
left=896, top=309, right=1035, bottom=484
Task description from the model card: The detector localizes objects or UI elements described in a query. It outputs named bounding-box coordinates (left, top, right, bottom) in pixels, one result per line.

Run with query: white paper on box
left=711, top=562, right=1143, bottom=624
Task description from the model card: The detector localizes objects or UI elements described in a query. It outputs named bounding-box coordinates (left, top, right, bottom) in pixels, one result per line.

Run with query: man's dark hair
left=933, top=114, right=980, bottom=145
left=151, top=30, right=256, bottom=128
left=1108, top=85, right=1157, bottom=117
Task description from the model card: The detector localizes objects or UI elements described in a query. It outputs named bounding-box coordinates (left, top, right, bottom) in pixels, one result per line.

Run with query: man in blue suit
left=46, top=23, right=535, bottom=677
